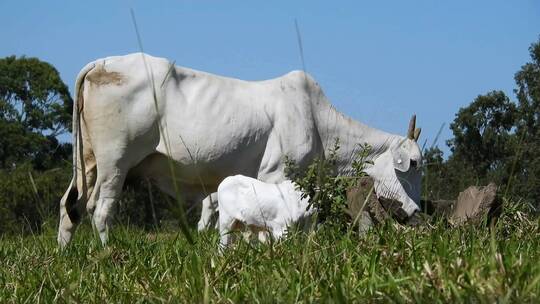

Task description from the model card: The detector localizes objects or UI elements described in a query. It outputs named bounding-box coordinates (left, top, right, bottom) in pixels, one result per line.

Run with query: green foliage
left=515, top=38, right=540, bottom=136
left=510, top=38, right=540, bottom=202
left=0, top=200, right=538, bottom=302
left=0, top=55, right=77, bottom=236
left=0, top=55, right=72, bottom=170
left=285, top=140, right=372, bottom=229
left=425, top=91, right=518, bottom=199
left=0, top=164, right=185, bottom=236
left=423, top=146, right=452, bottom=199
left=448, top=90, right=517, bottom=178
left=0, top=163, right=71, bottom=235
left=425, top=37, right=540, bottom=205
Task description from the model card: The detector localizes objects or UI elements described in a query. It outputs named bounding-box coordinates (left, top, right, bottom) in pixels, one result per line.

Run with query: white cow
left=217, top=175, right=314, bottom=248
left=57, top=52, right=422, bottom=247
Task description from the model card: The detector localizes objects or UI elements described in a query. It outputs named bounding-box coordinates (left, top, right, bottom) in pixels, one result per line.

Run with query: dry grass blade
left=28, top=171, right=47, bottom=221
left=422, top=122, right=445, bottom=202
left=28, top=171, right=40, bottom=201
left=294, top=19, right=326, bottom=208
left=130, top=8, right=193, bottom=244
left=160, top=60, right=176, bottom=88
left=504, top=130, right=526, bottom=198
left=347, top=184, right=375, bottom=236
left=430, top=123, right=445, bottom=152
left=294, top=19, right=307, bottom=74
left=178, top=133, right=210, bottom=201
left=145, top=178, right=158, bottom=228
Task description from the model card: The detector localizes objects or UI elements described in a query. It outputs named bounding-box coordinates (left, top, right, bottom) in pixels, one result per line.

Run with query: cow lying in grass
left=217, top=175, right=315, bottom=248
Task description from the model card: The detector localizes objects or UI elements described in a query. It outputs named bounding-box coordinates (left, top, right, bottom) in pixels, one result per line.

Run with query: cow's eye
left=410, top=160, right=417, bottom=168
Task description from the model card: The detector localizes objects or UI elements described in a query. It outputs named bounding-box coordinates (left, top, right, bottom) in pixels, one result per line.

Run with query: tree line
left=0, top=37, right=538, bottom=234
left=424, top=38, right=540, bottom=205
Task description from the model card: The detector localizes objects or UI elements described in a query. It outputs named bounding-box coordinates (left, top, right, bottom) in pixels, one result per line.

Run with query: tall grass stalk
left=422, top=122, right=445, bottom=203
left=130, top=9, right=193, bottom=243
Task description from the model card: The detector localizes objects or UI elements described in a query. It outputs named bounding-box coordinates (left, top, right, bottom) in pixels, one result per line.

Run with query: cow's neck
left=313, top=100, right=401, bottom=175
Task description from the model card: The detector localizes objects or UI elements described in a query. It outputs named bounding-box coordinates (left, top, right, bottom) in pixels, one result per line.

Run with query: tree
left=511, top=38, right=540, bottom=202
left=422, top=146, right=450, bottom=199
left=0, top=56, right=72, bottom=169
left=422, top=91, right=518, bottom=201
left=447, top=91, right=517, bottom=183
left=419, top=37, right=540, bottom=206
left=515, top=38, right=540, bottom=136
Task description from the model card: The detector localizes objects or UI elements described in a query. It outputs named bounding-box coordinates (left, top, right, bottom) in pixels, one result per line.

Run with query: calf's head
left=365, top=115, right=423, bottom=218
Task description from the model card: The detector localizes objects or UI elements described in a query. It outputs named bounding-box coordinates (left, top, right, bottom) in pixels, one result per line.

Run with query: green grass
left=1, top=201, right=539, bottom=303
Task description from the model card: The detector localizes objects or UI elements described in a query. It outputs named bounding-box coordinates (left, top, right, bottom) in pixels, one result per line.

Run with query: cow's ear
left=391, top=143, right=411, bottom=172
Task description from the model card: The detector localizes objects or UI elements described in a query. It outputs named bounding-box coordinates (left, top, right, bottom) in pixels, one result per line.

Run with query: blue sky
left=1, top=1, right=539, bottom=155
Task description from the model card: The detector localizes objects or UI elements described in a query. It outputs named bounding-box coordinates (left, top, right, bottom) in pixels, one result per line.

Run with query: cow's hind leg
left=91, top=166, right=127, bottom=246
left=57, top=179, right=85, bottom=247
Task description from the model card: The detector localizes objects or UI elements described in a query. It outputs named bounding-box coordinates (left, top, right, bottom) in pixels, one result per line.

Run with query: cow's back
left=155, top=59, right=323, bottom=184
left=81, top=53, right=322, bottom=189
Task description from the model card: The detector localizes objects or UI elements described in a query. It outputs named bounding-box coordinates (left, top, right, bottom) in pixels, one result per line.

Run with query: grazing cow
left=217, top=175, right=314, bottom=248
left=57, top=52, right=422, bottom=247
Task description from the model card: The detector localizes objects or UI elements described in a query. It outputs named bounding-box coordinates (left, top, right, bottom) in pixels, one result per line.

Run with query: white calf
left=217, top=175, right=315, bottom=248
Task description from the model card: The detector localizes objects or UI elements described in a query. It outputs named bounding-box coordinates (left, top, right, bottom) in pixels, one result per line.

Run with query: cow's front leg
left=197, top=193, right=218, bottom=231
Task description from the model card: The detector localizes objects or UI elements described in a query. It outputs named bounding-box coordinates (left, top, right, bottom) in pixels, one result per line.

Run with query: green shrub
left=0, top=163, right=71, bottom=234
left=0, top=163, right=183, bottom=235
left=285, top=140, right=372, bottom=229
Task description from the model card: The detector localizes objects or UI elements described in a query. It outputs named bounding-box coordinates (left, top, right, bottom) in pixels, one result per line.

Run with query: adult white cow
left=57, top=53, right=422, bottom=247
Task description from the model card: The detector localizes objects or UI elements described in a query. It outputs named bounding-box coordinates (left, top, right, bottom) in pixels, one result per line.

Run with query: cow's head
left=365, top=115, right=422, bottom=218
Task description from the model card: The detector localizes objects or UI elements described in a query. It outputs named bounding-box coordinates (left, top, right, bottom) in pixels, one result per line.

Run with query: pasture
left=1, top=201, right=539, bottom=303
left=1, top=4, right=539, bottom=303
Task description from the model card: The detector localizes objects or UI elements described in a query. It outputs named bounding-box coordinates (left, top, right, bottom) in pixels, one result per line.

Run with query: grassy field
left=1, top=201, right=539, bottom=303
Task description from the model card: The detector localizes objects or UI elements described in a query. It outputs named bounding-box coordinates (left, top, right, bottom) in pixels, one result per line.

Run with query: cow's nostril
left=410, top=160, right=417, bottom=168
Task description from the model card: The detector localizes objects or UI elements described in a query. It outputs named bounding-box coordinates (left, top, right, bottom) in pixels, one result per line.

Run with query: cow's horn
left=413, top=128, right=421, bottom=141
left=407, top=114, right=416, bottom=139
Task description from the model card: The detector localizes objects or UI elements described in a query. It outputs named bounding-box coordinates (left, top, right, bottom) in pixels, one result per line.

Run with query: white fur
left=217, top=175, right=314, bottom=248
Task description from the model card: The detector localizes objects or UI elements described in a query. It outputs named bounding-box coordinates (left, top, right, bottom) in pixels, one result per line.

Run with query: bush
left=0, top=163, right=71, bottom=234
left=285, top=140, right=372, bottom=229
left=0, top=163, right=184, bottom=235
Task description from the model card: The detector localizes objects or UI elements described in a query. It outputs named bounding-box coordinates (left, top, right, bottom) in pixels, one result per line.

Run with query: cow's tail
left=61, top=62, right=97, bottom=225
